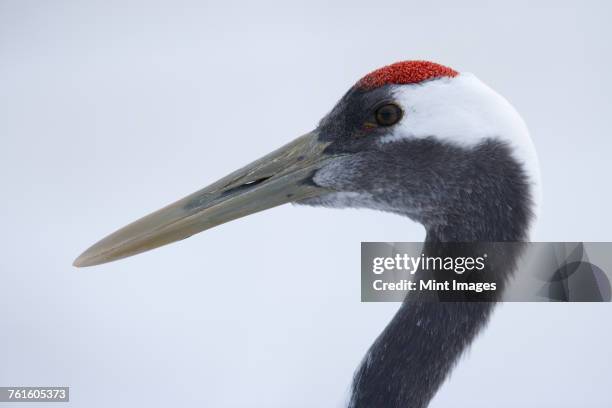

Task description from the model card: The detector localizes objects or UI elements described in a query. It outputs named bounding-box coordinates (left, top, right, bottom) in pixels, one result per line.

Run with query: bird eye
left=374, top=103, right=403, bottom=127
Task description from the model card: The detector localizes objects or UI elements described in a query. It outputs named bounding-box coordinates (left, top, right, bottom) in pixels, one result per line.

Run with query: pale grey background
left=1, top=1, right=611, bottom=407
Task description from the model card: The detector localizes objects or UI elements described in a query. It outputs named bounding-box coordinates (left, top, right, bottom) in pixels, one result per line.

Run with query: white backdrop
left=1, top=1, right=611, bottom=407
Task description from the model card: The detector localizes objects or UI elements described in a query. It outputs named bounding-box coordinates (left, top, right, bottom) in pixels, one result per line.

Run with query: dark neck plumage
left=348, top=165, right=533, bottom=408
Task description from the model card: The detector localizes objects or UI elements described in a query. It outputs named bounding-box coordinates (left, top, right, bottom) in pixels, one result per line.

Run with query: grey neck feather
left=347, top=145, right=533, bottom=408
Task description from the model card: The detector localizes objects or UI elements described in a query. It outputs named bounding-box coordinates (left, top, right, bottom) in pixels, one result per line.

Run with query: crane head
left=74, top=61, right=538, bottom=267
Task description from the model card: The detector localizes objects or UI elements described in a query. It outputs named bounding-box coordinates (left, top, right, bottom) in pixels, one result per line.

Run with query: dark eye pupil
left=375, top=104, right=402, bottom=126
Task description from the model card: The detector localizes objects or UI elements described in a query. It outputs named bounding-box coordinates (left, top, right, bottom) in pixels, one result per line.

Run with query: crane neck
left=348, top=155, right=535, bottom=408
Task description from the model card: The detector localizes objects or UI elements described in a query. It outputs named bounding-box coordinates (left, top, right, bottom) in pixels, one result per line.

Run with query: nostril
left=221, top=176, right=271, bottom=197
left=242, top=177, right=270, bottom=187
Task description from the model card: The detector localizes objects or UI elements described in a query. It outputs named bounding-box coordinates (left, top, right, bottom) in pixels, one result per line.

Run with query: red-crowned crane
left=75, top=61, right=540, bottom=407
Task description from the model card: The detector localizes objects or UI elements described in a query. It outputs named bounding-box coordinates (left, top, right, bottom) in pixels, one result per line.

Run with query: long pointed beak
left=74, top=131, right=334, bottom=267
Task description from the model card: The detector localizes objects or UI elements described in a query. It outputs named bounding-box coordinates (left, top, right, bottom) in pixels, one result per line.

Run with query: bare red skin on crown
left=356, top=60, right=458, bottom=90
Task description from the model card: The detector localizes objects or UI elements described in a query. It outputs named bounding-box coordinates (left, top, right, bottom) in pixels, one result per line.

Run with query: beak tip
left=73, top=249, right=102, bottom=268
left=72, top=254, right=90, bottom=268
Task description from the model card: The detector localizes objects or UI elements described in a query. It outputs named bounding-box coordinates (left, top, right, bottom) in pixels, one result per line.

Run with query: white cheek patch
left=382, top=73, right=542, bottom=235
